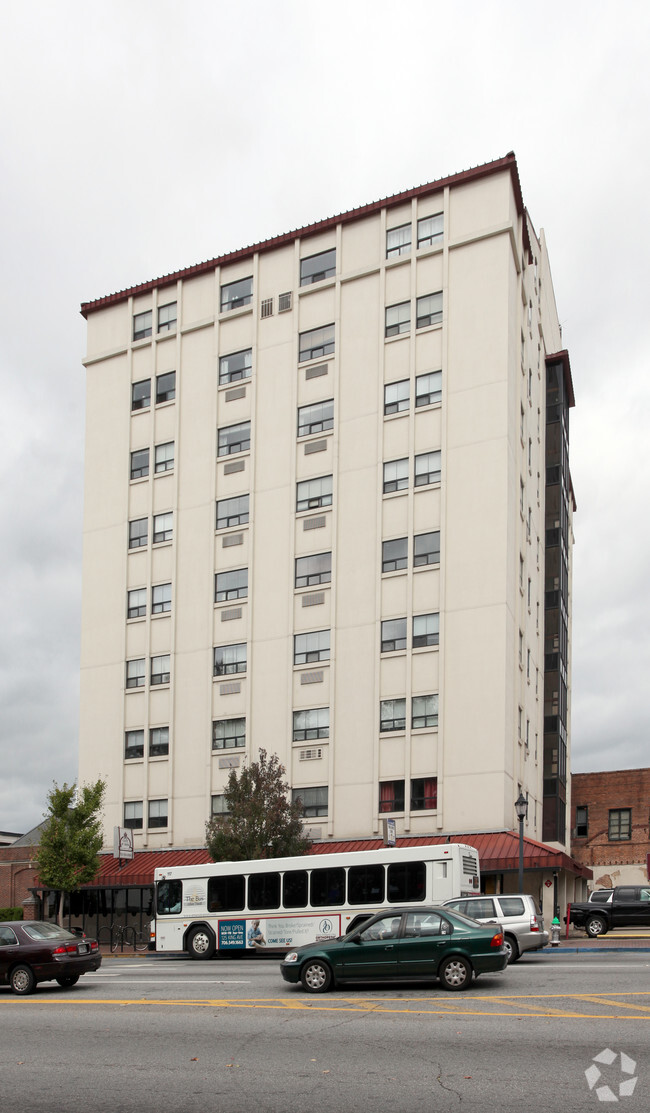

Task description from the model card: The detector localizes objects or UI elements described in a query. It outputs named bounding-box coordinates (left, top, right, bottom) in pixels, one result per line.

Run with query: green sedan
left=280, top=906, right=507, bottom=993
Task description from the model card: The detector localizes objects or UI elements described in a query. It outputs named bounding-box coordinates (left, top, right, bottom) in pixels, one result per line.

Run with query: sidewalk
left=543, top=927, right=650, bottom=954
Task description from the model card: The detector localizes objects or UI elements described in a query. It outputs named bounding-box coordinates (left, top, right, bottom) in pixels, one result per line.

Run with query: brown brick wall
left=0, top=846, right=39, bottom=909
left=571, top=768, right=650, bottom=883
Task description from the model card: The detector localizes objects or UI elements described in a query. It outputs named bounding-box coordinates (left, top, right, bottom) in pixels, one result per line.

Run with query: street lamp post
left=515, top=791, right=528, bottom=893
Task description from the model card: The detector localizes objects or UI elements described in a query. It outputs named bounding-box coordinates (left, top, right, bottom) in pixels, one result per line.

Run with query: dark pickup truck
left=569, top=885, right=650, bottom=937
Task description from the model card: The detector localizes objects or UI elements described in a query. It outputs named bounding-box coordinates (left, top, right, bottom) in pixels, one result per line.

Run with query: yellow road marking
left=3, top=993, right=650, bottom=1020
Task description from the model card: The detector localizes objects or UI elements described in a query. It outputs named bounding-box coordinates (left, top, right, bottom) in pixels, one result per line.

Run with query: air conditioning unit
left=299, top=747, right=323, bottom=761
left=278, top=291, right=292, bottom=312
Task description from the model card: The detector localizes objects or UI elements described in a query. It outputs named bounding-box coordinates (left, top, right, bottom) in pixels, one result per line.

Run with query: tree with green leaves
left=36, top=780, right=106, bottom=925
left=205, top=750, right=311, bottom=862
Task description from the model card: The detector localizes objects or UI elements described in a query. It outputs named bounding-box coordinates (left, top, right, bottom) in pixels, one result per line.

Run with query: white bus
left=152, top=844, right=480, bottom=958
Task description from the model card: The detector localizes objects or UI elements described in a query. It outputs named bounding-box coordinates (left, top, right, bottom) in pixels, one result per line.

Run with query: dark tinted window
left=156, top=880, right=182, bottom=916
left=387, top=861, right=426, bottom=903
left=310, top=867, right=345, bottom=907
left=207, top=875, right=245, bottom=912
left=347, top=865, right=385, bottom=905
left=283, top=871, right=308, bottom=909
left=248, top=873, right=281, bottom=911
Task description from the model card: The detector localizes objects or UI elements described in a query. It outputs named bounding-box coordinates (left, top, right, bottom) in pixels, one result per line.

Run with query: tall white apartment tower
left=79, top=153, right=575, bottom=853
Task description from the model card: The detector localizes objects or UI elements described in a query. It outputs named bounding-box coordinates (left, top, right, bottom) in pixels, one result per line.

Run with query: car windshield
left=22, top=923, right=76, bottom=941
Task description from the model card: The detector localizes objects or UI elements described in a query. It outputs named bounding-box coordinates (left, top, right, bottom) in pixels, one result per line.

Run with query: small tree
left=36, top=780, right=106, bottom=925
left=205, top=750, right=311, bottom=862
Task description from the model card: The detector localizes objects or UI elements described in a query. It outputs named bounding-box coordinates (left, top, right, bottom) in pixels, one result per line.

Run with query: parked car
left=280, top=906, right=507, bottom=993
left=588, top=889, right=614, bottom=903
left=568, top=885, right=650, bottom=936
left=440, top=894, right=548, bottom=963
left=0, top=921, right=101, bottom=995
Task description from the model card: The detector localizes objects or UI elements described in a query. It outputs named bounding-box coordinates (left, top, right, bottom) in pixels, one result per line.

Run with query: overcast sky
left=1, top=1, right=648, bottom=834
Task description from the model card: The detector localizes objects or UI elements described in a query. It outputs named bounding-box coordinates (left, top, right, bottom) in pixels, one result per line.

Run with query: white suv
left=440, top=894, right=549, bottom=964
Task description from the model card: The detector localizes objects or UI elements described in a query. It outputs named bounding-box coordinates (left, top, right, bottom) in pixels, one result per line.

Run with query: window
left=384, top=379, right=410, bottom=415
left=218, top=421, right=250, bottom=457
left=310, top=866, right=345, bottom=906
left=416, top=292, right=442, bottom=328
left=292, top=786, right=328, bottom=817
left=153, top=512, right=173, bottom=544
left=219, top=349, right=252, bottom=385
left=129, top=518, right=148, bottom=549
left=125, top=730, right=144, bottom=759
left=207, top=874, right=245, bottom=912
left=149, top=727, right=169, bottom=757
left=300, top=248, right=336, bottom=286
left=152, top=582, right=171, bottom=614
left=382, top=537, right=407, bottom=573
left=148, top=799, right=168, bottom=829
left=414, top=450, right=441, bottom=486
left=348, top=865, right=385, bottom=905
left=221, top=276, right=253, bottom=312
left=294, top=630, right=330, bottom=665
left=296, top=475, right=332, bottom=513
left=414, top=531, right=440, bottom=566
left=124, top=801, right=143, bottom=830
left=215, top=568, right=248, bottom=602
left=386, top=223, right=411, bottom=257
left=212, top=717, right=246, bottom=750
left=133, top=310, right=152, bottom=341
left=132, top=379, right=151, bottom=411
left=127, top=588, right=146, bottom=619
left=151, top=655, right=170, bottom=686
left=385, top=302, right=410, bottom=337
left=213, top=643, right=247, bottom=676
left=295, top=552, right=331, bottom=588
left=383, top=458, right=408, bottom=493
left=380, top=698, right=406, bottom=732
left=293, top=707, right=329, bottom=741
left=157, top=302, right=177, bottom=332
left=379, top=780, right=405, bottom=813
left=412, top=694, right=438, bottom=729
left=411, top=777, right=437, bottom=810
left=387, top=862, right=426, bottom=903
left=248, top=873, right=281, bottom=911
left=283, top=870, right=308, bottom=907
left=415, top=370, right=442, bottom=407
left=417, top=213, right=443, bottom=249
left=608, top=808, right=631, bottom=841
left=297, top=399, right=334, bottom=437
left=299, top=324, right=335, bottom=363
left=154, top=442, right=174, bottom=473
left=575, top=806, right=588, bottom=838
left=156, top=371, right=176, bottom=404
left=381, top=618, right=407, bottom=653
left=126, top=659, right=145, bottom=689
left=413, top=613, right=439, bottom=648
left=211, top=794, right=229, bottom=816
left=216, top=495, right=249, bottom=529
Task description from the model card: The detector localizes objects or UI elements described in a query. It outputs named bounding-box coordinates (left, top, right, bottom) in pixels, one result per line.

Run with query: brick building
left=570, top=768, right=650, bottom=889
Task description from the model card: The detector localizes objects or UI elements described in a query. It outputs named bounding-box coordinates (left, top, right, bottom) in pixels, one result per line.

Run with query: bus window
left=282, top=870, right=308, bottom=908
left=248, top=873, right=280, bottom=911
left=157, top=880, right=182, bottom=915
left=347, top=865, right=385, bottom=905
left=387, top=861, right=426, bottom=903
left=311, top=867, right=345, bottom=907
left=207, top=875, right=245, bottom=912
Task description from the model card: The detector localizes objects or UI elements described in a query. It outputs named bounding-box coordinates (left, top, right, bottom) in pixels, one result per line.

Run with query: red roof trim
left=83, top=828, right=590, bottom=888
left=80, top=153, right=524, bottom=318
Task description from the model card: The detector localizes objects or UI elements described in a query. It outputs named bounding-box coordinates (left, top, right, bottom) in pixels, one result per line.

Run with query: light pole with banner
left=515, top=792, right=528, bottom=892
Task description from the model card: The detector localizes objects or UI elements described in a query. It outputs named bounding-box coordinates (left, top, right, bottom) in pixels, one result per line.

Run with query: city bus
left=152, top=843, right=480, bottom=958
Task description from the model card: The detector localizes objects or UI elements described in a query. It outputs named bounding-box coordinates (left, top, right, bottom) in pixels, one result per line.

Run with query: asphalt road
left=2, top=951, right=649, bottom=1113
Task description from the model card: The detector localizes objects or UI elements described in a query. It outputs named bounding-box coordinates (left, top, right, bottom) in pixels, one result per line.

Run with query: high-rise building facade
left=79, top=153, right=575, bottom=853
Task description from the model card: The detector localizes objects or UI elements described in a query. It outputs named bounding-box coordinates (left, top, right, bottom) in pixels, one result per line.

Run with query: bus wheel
left=187, top=927, right=215, bottom=959
left=301, top=960, right=332, bottom=993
